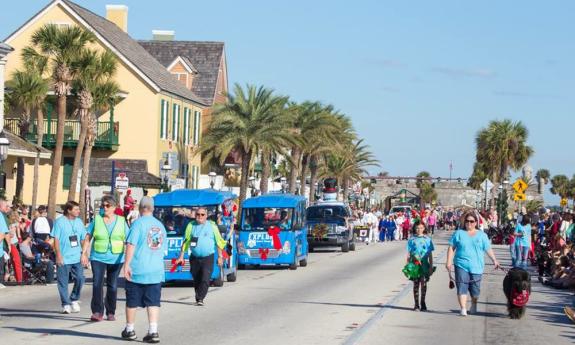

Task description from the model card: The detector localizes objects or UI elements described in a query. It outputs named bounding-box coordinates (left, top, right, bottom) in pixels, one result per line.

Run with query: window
left=160, top=100, right=169, bottom=139
left=183, top=107, right=190, bottom=145
left=62, top=157, right=74, bottom=190
left=172, top=104, right=180, bottom=141
left=193, top=110, right=201, bottom=145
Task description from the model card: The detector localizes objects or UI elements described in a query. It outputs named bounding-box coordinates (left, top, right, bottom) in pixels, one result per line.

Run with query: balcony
left=5, top=117, right=119, bottom=151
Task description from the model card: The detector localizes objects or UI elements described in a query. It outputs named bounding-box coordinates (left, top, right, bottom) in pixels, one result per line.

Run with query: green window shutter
left=62, top=157, right=74, bottom=190
left=172, top=104, right=176, bottom=141
left=160, top=100, right=165, bottom=139
left=183, top=108, right=188, bottom=145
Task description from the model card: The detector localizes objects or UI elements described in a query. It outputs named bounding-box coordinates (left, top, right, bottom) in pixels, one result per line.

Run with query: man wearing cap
left=122, top=196, right=166, bottom=343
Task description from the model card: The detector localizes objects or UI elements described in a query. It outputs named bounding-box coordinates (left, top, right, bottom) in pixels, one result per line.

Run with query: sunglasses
left=197, top=213, right=207, bottom=216
left=465, top=219, right=476, bottom=224
left=103, top=204, right=113, bottom=209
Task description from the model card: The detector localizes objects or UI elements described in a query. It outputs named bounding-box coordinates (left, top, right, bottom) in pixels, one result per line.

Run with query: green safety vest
left=93, top=215, right=126, bottom=254
left=183, top=220, right=227, bottom=252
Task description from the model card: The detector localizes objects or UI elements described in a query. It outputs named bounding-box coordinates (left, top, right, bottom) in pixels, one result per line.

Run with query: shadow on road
left=3, top=327, right=119, bottom=340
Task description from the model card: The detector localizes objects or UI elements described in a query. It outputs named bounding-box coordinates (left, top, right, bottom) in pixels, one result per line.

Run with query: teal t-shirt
left=0, top=213, right=8, bottom=257
left=449, top=229, right=491, bottom=274
left=87, top=217, right=127, bottom=265
left=126, top=215, right=167, bottom=284
left=514, top=223, right=531, bottom=247
left=190, top=222, right=216, bottom=258
left=407, top=235, right=434, bottom=260
left=51, top=216, right=87, bottom=265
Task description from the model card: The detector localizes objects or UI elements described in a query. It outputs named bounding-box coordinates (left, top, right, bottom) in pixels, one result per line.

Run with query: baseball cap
left=140, top=196, right=154, bottom=210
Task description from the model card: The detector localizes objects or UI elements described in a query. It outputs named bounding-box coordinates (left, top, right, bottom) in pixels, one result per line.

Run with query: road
left=1, top=232, right=573, bottom=344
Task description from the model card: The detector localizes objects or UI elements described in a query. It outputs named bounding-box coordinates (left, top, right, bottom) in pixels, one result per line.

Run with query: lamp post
left=160, top=159, right=171, bottom=192
left=248, top=176, right=256, bottom=197
left=208, top=171, right=217, bottom=189
left=280, top=177, right=287, bottom=193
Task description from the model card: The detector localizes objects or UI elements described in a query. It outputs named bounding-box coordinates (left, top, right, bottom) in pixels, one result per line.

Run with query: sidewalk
left=355, top=232, right=575, bottom=345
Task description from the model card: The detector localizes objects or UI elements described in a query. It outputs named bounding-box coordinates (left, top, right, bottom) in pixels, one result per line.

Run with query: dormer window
left=167, top=56, right=198, bottom=90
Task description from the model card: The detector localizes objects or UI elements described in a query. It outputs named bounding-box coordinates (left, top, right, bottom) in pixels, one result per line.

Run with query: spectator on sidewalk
left=7, top=210, right=23, bottom=284
left=122, top=196, right=166, bottom=343
left=30, top=205, right=53, bottom=242
left=0, top=198, right=9, bottom=288
left=446, top=210, right=501, bottom=317
left=52, top=201, right=86, bottom=314
left=82, top=195, right=128, bottom=322
left=19, top=232, right=55, bottom=284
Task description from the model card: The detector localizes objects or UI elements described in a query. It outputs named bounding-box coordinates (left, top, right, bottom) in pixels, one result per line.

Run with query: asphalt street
left=1, top=231, right=573, bottom=344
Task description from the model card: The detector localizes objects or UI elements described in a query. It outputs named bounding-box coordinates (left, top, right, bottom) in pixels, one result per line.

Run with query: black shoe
left=121, top=329, right=137, bottom=341
left=421, top=302, right=427, bottom=311
left=143, top=333, right=160, bottom=343
left=196, top=300, right=204, bottom=306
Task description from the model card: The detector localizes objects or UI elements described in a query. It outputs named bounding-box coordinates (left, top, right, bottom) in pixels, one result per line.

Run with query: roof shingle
left=138, top=41, right=225, bottom=105
left=61, top=0, right=209, bottom=106
left=88, top=158, right=161, bottom=188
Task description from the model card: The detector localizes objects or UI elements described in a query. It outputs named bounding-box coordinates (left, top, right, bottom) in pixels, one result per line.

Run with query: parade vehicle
left=306, top=178, right=355, bottom=252
left=153, top=189, right=238, bottom=286
left=237, top=194, right=309, bottom=270
left=389, top=205, right=412, bottom=216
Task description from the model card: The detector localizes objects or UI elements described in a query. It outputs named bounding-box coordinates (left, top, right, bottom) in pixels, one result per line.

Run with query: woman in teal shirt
left=446, top=211, right=500, bottom=316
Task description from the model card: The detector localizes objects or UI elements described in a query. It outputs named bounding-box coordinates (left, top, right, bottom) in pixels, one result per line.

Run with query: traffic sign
left=480, top=179, right=494, bottom=192
left=560, top=198, right=568, bottom=207
left=513, top=193, right=526, bottom=201
left=513, top=179, right=528, bottom=193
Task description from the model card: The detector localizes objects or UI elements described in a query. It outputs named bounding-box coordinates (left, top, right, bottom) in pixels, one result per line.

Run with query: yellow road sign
left=513, top=179, right=528, bottom=193
left=513, top=193, right=526, bottom=201
left=561, top=198, right=568, bottom=207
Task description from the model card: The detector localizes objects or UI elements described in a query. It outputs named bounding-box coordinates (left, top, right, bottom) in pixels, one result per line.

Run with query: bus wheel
left=299, top=258, right=308, bottom=267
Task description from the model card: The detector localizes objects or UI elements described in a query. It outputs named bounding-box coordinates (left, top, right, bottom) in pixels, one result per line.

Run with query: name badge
left=190, top=236, right=199, bottom=248
left=69, top=235, right=79, bottom=248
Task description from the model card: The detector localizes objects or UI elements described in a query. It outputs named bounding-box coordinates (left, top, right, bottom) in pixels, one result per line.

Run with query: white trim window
left=160, top=99, right=169, bottom=139
left=183, top=107, right=191, bottom=145
left=193, top=110, right=201, bottom=146
left=172, top=103, right=180, bottom=141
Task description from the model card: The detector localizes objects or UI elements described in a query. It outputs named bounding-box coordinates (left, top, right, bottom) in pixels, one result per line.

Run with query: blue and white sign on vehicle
left=246, top=232, right=273, bottom=248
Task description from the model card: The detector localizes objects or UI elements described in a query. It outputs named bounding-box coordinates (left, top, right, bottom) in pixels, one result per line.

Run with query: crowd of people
left=0, top=195, right=174, bottom=343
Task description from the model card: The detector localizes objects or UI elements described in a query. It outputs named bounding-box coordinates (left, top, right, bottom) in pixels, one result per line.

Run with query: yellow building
left=3, top=0, right=209, bottom=207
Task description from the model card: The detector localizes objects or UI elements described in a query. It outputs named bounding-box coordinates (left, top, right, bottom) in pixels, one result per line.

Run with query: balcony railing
left=5, top=113, right=119, bottom=151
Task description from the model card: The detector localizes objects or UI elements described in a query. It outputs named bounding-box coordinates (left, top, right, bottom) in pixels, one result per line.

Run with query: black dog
left=503, top=268, right=531, bottom=319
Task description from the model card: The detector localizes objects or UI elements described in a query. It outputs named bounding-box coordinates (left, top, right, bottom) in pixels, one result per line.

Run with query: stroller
left=21, top=240, right=55, bottom=285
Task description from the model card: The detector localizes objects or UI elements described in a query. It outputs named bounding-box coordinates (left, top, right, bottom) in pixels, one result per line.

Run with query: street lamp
left=248, top=176, right=256, bottom=196
left=160, top=159, right=171, bottom=192
left=208, top=171, right=217, bottom=189
left=280, top=177, right=287, bottom=193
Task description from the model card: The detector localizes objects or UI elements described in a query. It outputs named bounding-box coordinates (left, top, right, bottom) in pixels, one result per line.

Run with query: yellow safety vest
left=93, top=215, right=126, bottom=254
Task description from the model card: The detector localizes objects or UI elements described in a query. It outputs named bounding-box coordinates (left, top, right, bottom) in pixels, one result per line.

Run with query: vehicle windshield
left=306, top=206, right=348, bottom=220
left=391, top=206, right=410, bottom=214
left=241, top=207, right=294, bottom=231
left=154, top=206, right=218, bottom=236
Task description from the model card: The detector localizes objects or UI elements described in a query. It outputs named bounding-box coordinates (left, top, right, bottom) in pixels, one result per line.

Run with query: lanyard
left=67, top=217, right=78, bottom=236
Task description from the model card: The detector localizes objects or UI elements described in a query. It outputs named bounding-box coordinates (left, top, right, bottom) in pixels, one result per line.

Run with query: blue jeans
left=90, top=260, right=123, bottom=315
left=56, top=262, right=85, bottom=307
left=512, top=245, right=530, bottom=269
left=454, top=266, right=482, bottom=297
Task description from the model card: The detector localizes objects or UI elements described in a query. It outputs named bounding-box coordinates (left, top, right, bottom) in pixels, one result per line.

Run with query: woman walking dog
left=446, top=210, right=501, bottom=316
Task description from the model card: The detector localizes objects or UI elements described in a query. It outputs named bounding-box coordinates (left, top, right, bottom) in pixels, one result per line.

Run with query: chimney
left=106, top=5, right=128, bottom=32
left=152, top=30, right=175, bottom=41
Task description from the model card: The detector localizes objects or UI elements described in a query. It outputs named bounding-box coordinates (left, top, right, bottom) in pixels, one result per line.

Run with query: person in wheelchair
left=19, top=232, right=55, bottom=284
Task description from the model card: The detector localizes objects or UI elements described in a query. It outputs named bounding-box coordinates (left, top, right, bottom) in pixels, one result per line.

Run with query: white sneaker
left=62, top=305, right=72, bottom=314
left=460, top=308, right=468, bottom=316
left=0, top=283, right=6, bottom=289
left=469, top=302, right=477, bottom=314
left=71, top=301, right=81, bottom=313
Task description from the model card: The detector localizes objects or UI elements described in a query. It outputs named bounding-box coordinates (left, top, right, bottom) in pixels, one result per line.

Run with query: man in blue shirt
left=51, top=201, right=86, bottom=314
left=0, top=198, right=9, bottom=288
left=122, top=197, right=167, bottom=343
left=176, top=206, right=225, bottom=306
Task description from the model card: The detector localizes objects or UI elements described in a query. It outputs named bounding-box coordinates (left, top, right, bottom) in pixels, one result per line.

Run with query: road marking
left=342, top=247, right=449, bottom=345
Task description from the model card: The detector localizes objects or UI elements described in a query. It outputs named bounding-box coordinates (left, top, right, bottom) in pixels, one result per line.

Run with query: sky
left=1, top=0, right=573, bottom=204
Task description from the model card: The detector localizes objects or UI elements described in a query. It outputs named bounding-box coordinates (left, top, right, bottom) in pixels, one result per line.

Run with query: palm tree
left=6, top=68, right=49, bottom=205
left=78, top=80, right=120, bottom=221
left=550, top=174, right=569, bottom=199
left=29, top=24, right=95, bottom=217
left=68, top=49, right=118, bottom=202
left=416, top=171, right=437, bottom=206
left=201, top=84, right=291, bottom=210
left=474, top=119, right=534, bottom=185
left=535, top=169, right=551, bottom=194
